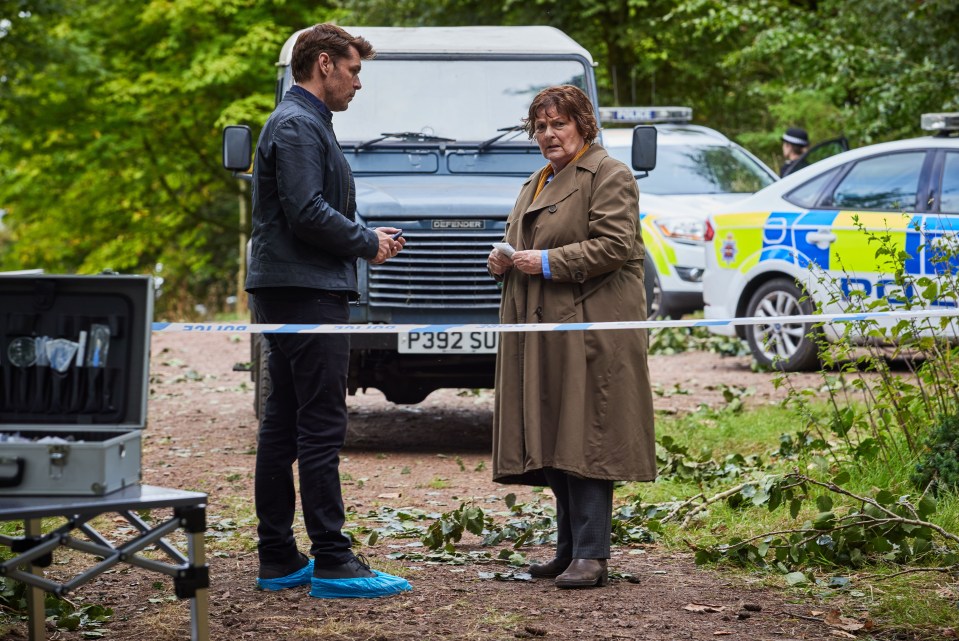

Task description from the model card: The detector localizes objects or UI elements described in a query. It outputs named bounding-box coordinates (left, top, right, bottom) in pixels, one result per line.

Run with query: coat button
left=548, top=205, right=557, bottom=213
left=574, top=271, right=585, bottom=282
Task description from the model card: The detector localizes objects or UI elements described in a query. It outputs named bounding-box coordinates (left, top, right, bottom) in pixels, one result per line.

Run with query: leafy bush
left=912, top=413, right=959, bottom=494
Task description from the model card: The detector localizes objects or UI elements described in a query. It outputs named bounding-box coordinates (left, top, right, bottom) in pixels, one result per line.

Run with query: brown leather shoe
left=528, top=557, right=572, bottom=578
left=554, top=559, right=608, bottom=588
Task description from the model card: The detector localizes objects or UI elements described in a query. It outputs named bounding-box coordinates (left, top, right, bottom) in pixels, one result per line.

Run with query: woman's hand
left=511, top=250, right=543, bottom=275
left=487, top=248, right=513, bottom=275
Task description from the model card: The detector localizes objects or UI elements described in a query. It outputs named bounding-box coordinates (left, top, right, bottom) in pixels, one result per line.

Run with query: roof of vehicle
left=707, top=133, right=959, bottom=215
left=279, top=26, right=594, bottom=66
left=602, top=125, right=731, bottom=147
left=737, top=133, right=959, bottom=202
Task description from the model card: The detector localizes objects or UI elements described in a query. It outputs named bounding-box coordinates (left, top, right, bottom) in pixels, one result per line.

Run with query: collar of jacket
left=286, top=85, right=333, bottom=124
left=525, top=144, right=608, bottom=213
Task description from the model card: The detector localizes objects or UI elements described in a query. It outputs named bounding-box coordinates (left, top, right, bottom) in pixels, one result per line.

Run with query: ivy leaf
left=768, top=487, right=782, bottom=512
left=785, top=572, right=809, bottom=586
left=917, top=494, right=937, bottom=520
left=870, top=536, right=893, bottom=553
left=816, top=495, right=833, bottom=513
left=464, top=507, right=486, bottom=535
left=876, top=490, right=895, bottom=506
left=694, top=549, right=717, bottom=565
left=813, top=512, right=836, bottom=530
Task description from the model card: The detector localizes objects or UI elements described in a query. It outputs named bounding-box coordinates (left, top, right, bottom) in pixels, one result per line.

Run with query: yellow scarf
left=533, top=143, right=591, bottom=200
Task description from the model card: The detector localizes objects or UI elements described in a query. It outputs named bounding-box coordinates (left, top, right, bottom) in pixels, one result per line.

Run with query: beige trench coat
left=492, top=144, right=656, bottom=485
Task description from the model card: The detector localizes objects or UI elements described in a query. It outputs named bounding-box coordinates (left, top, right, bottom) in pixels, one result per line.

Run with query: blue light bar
left=599, top=106, right=692, bottom=124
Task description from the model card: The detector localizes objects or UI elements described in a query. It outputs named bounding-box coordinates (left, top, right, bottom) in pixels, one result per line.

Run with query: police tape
left=151, top=308, right=959, bottom=334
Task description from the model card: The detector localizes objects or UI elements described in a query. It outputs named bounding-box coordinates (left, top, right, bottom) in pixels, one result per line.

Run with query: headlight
left=655, top=218, right=707, bottom=242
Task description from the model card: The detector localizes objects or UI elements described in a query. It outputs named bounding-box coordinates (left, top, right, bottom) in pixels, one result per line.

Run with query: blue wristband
left=541, top=250, right=552, bottom=279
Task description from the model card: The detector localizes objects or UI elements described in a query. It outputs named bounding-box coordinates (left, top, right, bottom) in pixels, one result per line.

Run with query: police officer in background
left=780, top=126, right=810, bottom=177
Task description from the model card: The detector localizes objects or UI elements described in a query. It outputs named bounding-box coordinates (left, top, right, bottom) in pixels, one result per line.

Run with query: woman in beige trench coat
left=487, top=85, right=655, bottom=589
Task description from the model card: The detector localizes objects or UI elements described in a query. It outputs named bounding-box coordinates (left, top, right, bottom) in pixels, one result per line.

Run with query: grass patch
left=619, top=400, right=959, bottom=633
left=427, top=477, right=450, bottom=490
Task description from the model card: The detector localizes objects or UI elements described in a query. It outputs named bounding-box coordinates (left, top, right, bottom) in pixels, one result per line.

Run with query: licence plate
left=398, top=331, right=499, bottom=354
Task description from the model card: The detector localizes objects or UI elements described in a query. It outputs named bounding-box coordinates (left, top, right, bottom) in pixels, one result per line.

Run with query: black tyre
left=744, top=278, right=820, bottom=371
left=383, top=383, right=431, bottom=405
left=252, top=334, right=272, bottom=420
left=645, top=262, right=664, bottom=319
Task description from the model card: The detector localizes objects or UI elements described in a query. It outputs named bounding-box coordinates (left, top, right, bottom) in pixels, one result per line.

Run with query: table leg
left=187, top=521, right=209, bottom=641
left=24, top=518, right=45, bottom=641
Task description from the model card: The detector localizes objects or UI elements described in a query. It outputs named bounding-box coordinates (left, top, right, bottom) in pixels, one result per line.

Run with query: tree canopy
left=1, top=0, right=956, bottom=315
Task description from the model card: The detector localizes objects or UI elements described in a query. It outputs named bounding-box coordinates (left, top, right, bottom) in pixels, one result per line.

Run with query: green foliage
left=3, top=1, right=957, bottom=314
left=0, top=577, right=113, bottom=635
left=693, top=214, right=959, bottom=583
left=693, top=473, right=956, bottom=574
left=669, top=0, right=959, bottom=161
left=0, top=0, right=335, bottom=315
left=649, top=325, right=749, bottom=357
left=657, top=434, right=763, bottom=485
left=783, top=216, right=959, bottom=475
left=912, top=413, right=959, bottom=494
left=423, top=502, right=490, bottom=551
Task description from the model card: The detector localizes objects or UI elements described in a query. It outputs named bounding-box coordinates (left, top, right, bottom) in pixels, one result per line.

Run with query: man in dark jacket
left=246, top=23, right=410, bottom=599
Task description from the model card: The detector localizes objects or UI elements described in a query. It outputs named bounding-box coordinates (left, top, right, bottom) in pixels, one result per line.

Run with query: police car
left=602, top=107, right=778, bottom=318
left=703, top=113, right=959, bottom=370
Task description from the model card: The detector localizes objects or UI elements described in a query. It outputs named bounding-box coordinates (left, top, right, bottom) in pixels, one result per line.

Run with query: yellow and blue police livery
left=602, top=108, right=777, bottom=318
left=704, top=113, right=959, bottom=370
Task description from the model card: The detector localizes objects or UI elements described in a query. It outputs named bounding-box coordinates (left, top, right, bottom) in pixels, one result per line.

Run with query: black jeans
left=250, top=290, right=353, bottom=567
left=542, top=468, right=613, bottom=559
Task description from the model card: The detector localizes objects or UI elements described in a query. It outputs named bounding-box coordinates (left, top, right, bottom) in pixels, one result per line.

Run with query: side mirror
left=222, top=125, right=253, bottom=173
left=631, top=125, right=657, bottom=176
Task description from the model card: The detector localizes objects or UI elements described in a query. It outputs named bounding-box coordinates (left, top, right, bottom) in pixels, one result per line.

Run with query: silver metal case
left=0, top=275, right=153, bottom=495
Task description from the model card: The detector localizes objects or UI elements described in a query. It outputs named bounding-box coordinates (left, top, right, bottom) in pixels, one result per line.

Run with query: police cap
left=782, top=127, right=809, bottom=147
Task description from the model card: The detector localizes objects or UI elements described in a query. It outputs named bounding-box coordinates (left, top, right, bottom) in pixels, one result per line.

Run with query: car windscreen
left=315, top=58, right=589, bottom=142
left=608, top=143, right=776, bottom=195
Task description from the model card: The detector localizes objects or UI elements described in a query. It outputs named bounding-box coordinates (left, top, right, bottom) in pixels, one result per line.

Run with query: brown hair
left=291, top=24, right=375, bottom=83
left=523, top=85, right=599, bottom=144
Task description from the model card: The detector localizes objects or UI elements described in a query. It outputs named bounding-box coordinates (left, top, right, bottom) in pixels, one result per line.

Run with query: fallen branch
left=790, top=473, right=959, bottom=547
left=680, top=483, right=749, bottom=528
left=859, top=563, right=959, bottom=582
left=661, top=493, right=704, bottom=524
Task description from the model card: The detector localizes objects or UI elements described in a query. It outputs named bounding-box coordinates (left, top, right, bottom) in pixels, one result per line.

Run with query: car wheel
left=645, top=262, right=664, bottom=319
left=383, top=384, right=431, bottom=405
left=744, top=278, right=820, bottom=371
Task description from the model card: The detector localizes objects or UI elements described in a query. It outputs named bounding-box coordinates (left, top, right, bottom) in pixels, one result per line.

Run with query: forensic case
left=0, top=274, right=153, bottom=496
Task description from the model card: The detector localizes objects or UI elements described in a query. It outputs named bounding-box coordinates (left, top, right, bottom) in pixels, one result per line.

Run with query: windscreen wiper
left=356, top=132, right=456, bottom=150
left=477, top=125, right=525, bottom=152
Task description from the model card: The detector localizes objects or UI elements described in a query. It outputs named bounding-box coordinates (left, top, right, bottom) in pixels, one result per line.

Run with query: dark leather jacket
left=245, top=89, right=378, bottom=296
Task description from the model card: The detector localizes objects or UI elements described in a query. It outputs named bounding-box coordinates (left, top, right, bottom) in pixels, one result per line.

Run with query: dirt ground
left=6, top=333, right=877, bottom=641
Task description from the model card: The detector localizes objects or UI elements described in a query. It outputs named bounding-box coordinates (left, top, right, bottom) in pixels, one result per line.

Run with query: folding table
left=0, top=485, right=209, bottom=641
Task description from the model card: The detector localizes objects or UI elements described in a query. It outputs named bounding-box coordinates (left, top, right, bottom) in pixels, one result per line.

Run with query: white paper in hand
left=492, top=242, right=516, bottom=258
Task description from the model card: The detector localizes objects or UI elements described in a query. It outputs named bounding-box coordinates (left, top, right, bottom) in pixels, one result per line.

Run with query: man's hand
left=370, top=227, right=405, bottom=264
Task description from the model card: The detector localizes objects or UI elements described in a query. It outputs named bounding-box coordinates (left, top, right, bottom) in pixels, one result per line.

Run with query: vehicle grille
left=369, top=228, right=503, bottom=309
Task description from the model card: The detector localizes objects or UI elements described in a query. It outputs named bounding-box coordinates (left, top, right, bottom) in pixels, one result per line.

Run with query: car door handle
left=806, top=230, right=837, bottom=250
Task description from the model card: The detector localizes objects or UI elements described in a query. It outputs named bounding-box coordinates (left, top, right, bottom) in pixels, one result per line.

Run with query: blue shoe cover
left=256, top=558, right=314, bottom=591
left=309, top=570, right=412, bottom=599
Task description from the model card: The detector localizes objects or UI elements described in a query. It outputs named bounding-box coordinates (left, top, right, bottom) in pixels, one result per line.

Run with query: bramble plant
left=911, top=413, right=959, bottom=494
left=695, top=214, right=959, bottom=585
